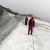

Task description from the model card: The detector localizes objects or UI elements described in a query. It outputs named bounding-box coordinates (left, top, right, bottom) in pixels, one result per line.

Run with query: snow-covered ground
left=0, top=12, right=19, bottom=44
left=0, top=16, right=50, bottom=50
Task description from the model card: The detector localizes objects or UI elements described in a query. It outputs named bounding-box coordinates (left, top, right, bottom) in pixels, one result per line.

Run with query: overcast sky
left=0, top=0, right=50, bottom=22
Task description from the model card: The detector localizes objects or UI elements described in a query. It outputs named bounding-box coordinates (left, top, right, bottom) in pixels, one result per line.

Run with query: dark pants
left=28, top=26, right=33, bottom=35
left=25, top=21, right=27, bottom=25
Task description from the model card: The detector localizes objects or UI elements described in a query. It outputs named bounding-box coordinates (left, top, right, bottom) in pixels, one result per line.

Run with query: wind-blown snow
left=0, top=17, right=50, bottom=50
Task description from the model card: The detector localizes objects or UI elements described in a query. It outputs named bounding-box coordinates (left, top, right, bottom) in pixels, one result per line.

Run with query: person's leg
left=26, top=21, right=27, bottom=25
left=25, top=21, right=27, bottom=25
left=28, top=26, right=31, bottom=35
left=31, top=26, right=33, bottom=35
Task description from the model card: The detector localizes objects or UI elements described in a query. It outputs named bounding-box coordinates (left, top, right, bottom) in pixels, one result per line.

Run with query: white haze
left=0, top=0, right=50, bottom=22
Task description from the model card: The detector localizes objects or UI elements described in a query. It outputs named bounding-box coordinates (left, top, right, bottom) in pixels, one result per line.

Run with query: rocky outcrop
left=0, top=5, right=4, bottom=15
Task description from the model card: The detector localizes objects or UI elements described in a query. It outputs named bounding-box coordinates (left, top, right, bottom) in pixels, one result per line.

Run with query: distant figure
left=28, top=16, right=35, bottom=35
left=25, top=17, right=28, bottom=25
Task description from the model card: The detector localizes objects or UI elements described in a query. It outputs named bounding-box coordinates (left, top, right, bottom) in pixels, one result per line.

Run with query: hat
left=32, top=16, right=35, bottom=19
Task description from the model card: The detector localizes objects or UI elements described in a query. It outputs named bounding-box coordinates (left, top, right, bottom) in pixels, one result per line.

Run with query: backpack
left=29, top=18, right=34, bottom=26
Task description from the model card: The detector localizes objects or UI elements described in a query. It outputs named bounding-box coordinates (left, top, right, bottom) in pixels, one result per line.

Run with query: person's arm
left=28, top=20, right=30, bottom=27
left=34, top=20, right=35, bottom=27
left=33, top=20, right=35, bottom=27
left=27, top=18, right=28, bottom=21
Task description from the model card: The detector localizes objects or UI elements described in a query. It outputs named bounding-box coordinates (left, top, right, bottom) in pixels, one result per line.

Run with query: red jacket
left=25, top=17, right=28, bottom=21
left=33, top=20, right=35, bottom=27
left=28, top=19, right=35, bottom=27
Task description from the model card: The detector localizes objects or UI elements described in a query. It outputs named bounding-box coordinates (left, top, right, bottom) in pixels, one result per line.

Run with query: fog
left=0, top=0, right=50, bottom=22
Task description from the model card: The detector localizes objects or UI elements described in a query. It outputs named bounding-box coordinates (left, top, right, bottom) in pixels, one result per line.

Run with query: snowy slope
left=8, top=13, right=15, bottom=17
left=0, top=12, right=18, bottom=44
left=0, top=22, right=34, bottom=50
left=34, top=19, right=50, bottom=50
left=0, top=17, right=50, bottom=50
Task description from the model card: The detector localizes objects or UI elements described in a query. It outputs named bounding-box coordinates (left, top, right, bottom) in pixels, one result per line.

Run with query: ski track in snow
left=0, top=17, right=50, bottom=50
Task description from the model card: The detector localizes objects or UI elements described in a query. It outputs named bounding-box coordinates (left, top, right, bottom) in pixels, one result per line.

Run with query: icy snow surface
left=0, top=17, right=50, bottom=50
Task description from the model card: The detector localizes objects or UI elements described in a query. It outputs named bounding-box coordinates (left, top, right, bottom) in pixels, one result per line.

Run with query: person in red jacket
left=25, top=17, right=28, bottom=25
left=28, top=16, right=35, bottom=35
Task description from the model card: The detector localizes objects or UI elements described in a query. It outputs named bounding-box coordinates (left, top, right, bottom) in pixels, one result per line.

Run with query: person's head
left=32, top=16, right=35, bottom=19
